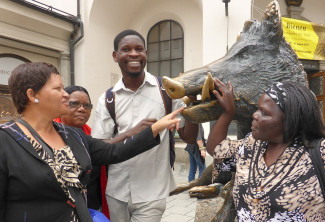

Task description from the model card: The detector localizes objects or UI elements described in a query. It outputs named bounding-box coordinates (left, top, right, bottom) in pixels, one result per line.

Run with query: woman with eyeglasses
left=58, top=86, right=93, bottom=133
left=0, top=62, right=182, bottom=222
left=54, top=86, right=110, bottom=220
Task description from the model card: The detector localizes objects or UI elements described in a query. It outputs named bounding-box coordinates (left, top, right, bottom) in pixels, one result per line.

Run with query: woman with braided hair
left=206, top=79, right=325, bottom=221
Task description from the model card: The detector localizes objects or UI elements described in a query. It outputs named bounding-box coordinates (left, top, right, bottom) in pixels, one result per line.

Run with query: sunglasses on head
left=69, top=101, right=93, bottom=110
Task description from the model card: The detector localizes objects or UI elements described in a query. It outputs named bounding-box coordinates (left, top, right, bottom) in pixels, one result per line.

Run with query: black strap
left=105, top=87, right=118, bottom=135
left=16, top=118, right=93, bottom=222
left=156, top=77, right=175, bottom=168
left=68, top=187, right=93, bottom=222
left=156, top=77, right=172, bottom=114
left=17, top=118, right=54, bottom=159
left=308, top=138, right=325, bottom=199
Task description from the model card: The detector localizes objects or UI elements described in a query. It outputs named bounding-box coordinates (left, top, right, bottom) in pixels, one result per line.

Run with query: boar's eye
left=240, top=52, right=249, bottom=60
left=237, top=48, right=250, bottom=61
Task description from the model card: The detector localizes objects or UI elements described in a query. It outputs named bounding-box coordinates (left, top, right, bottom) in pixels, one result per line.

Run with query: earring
left=35, top=98, right=39, bottom=104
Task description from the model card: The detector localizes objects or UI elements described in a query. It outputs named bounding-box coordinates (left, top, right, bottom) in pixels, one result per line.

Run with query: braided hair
left=281, top=82, right=325, bottom=146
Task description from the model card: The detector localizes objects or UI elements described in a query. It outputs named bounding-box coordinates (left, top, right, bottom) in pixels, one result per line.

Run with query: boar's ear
left=243, top=20, right=255, bottom=33
left=261, top=1, right=283, bottom=43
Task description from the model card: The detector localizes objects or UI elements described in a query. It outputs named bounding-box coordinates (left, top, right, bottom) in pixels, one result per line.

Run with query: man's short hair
left=113, top=29, right=145, bottom=51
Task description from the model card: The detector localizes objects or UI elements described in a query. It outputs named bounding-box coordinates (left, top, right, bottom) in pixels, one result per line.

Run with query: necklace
left=248, top=140, right=304, bottom=203
left=255, top=142, right=288, bottom=179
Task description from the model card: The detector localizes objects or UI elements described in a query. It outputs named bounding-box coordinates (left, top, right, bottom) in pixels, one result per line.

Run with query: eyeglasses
left=69, top=101, right=93, bottom=110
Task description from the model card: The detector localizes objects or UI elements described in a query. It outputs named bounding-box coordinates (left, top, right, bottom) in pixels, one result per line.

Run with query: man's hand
left=126, top=119, right=157, bottom=138
left=103, top=118, right=157, bottom=144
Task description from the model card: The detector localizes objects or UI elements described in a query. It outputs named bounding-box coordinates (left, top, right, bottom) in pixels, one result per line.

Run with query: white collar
left=112, top=71, right=158, bottom=92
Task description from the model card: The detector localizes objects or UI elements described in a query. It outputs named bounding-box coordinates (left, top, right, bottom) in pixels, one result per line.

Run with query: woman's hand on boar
left=212, top=78, right=235, bottom=116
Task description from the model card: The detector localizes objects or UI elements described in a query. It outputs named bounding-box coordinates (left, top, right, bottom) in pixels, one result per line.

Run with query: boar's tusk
left=182, top=96, right=192, bottom=106
left=201, top=72, right=214, bottom=102
left=162, top=76, right=186, bottom=99
left=181, top=100, right=220, bottom=123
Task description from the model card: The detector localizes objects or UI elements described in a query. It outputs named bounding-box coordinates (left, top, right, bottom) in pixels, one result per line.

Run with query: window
left=147, top=20, right=184, bottom=78
left=0, top=54, right=29, bottom=123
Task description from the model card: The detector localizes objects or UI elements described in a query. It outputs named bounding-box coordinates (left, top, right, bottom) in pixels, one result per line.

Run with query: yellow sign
left=282, top=17, right=325, bottom=60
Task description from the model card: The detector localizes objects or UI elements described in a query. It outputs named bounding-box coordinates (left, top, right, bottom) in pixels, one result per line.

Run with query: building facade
left=0, top=0, right=324, bottom=127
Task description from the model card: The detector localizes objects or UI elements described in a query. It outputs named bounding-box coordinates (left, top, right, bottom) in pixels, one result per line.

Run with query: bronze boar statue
left=162, top=1, right=307, bottom=138
left=164, top=1, right=308, bottom=221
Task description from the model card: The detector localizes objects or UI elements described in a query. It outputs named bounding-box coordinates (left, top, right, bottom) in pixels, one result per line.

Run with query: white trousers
left=106, top=194, right=166, bottom=222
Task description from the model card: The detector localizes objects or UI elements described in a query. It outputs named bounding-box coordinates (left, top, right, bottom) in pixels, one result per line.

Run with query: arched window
left=147, top=20, right=184, bottom=78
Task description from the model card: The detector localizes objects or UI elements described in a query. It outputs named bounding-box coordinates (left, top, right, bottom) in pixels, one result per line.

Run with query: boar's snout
left=162, top=76, right=186, bottom=99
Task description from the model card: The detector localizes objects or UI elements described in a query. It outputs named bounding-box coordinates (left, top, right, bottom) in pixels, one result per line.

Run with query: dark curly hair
left=113, top=29, right=145, bottom=51
left=8, top=62, right=59, bottom=114
left=64, top=85, right=91, bottom=103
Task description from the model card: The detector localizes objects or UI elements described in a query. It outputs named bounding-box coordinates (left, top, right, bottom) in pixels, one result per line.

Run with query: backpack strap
left=105, top=87, right=118, bottom=135
left=156, top=77, right=172, bottom=115
left=156, top=77, right=175, bottom=168
left=308, top=138, right=325, bottom=199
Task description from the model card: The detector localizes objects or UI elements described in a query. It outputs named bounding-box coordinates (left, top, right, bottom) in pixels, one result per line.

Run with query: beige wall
left=23, top=0, right=78, bottom=16
left=76, top=0, right=252, bottom=125
left=0, top=42, right=60, bottom=66
left=76, top=0, right=323, bottom=126
left=1, top=0, right=323, bottom=127
left=202, top=0, right=251, bottom=65
left=0, top=0, right=74, bottom=86
left=76, top=0, right=204, bottom=124
left=132, top=0, right=203, bottom=72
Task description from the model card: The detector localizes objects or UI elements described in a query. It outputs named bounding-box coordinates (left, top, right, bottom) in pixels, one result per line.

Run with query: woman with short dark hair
left=57, top=86, right=92, bottom=134
left=206, top=79, right=325, bottom=221
left=0, top=62, right=182, bottom=222
left=54, top=85, right=110, bottom=219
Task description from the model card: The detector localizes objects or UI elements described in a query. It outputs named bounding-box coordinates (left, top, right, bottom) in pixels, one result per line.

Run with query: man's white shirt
left=91, top=72, right=185, bottom=203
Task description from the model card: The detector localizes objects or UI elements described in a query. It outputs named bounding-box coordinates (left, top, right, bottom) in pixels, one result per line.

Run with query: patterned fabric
left=264, top=82, right=286, bottom=113
left=53, top=118, right=110, bottom=219
left=212, top=157, right=236, bottom=182
left=29, top=137, right=84, bottom=221
left=213, top=133, right=325, bottom=221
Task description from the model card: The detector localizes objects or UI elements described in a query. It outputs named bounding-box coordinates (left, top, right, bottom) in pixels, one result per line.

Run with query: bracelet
left=199, top=146, right=206, bottom=151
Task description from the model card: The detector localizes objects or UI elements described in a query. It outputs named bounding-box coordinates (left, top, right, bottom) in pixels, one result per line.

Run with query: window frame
left=147, top=20, right=184, bottom=78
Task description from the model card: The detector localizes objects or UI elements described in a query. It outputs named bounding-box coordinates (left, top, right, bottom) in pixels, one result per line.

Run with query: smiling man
left=91, top=29, right=198, bottom=222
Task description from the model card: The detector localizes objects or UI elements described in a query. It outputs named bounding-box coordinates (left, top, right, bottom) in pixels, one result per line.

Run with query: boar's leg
left=170, top=161, right=233, bottom=196
left=170, top=164, right=215, bottom=196
left=212, top=174, right=237, bottom=222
